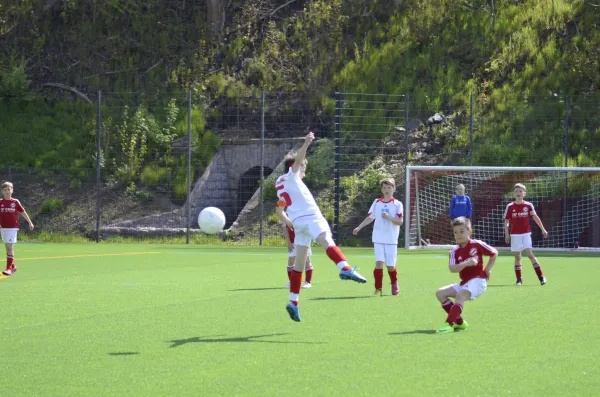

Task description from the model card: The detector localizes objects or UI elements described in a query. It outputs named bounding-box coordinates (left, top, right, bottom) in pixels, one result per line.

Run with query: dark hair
left=451, top=216, right=472, bottom=230
left=283, top=153, right=307, bottom=171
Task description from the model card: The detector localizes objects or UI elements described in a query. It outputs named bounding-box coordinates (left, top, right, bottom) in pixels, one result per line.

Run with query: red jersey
left=0, top=198, right=24, bottom=228
left=504, top=201, right=536, bottom=234
left=286, top=226, right=295, bottom=244
left=449, top=239, right=498, bottom=285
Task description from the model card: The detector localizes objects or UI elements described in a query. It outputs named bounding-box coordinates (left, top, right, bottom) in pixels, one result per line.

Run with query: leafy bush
left=40, top=198, right=64, bottom=214
left=140, top=166, right=170, bottom=186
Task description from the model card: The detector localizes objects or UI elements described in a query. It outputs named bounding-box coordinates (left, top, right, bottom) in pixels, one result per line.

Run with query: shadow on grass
left=310, top=296, right=373, bottom=301
left=168, top=333, right=325, bottom=348
left=389, top=330, right=437, bottom=336
left=107, top=352, right=141, bottom=356
left=229, top=287, right=283, bottom=292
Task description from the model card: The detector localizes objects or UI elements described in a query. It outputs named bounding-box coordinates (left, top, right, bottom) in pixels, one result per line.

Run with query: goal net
left=404, top=166, right=600, bottom=251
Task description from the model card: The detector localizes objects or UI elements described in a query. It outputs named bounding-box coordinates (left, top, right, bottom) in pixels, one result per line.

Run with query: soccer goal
left=404, top=166, right=600, bottom=251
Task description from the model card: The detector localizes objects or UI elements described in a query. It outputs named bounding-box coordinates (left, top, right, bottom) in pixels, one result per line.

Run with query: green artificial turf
left=1, top=244, right=599, bottom=397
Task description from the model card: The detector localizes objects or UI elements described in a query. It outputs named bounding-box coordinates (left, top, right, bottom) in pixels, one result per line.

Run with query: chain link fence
left=2, top=91, right=598, bottom=246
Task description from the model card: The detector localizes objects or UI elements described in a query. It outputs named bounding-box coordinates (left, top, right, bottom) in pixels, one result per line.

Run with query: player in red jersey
left=276, top=201, right=313, bottom=289
left=0, top=182, right=34, bottom=276
left=435, top=217, right=498, bottom=333
left=275, top=132, right=366, bottom=322
left=503, top=183, right=549, bottom=286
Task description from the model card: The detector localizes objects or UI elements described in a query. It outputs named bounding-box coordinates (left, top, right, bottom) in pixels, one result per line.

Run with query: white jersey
left=275, top=168, right=322, bottom=221
left=368, top=197, right=403, bottom=245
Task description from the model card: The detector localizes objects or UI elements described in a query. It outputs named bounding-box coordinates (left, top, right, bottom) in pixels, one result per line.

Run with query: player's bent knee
left=316, top=232, right=335, bottom=248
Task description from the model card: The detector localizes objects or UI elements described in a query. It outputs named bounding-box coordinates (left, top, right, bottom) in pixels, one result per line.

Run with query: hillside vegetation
left=1, top=0, right=599, bottom=239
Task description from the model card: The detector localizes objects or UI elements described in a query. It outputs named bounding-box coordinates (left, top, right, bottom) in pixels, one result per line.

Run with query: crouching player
left=435, top=217, right=498, bottom=333
left=276, top=205, right=313, bottom=289
left=276, top=132, right=367, bottom=322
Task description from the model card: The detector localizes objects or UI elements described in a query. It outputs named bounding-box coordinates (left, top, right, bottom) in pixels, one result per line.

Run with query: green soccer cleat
left=436, top=322, right=455, bottom=334
left=453, top=320, right=469, bottom=330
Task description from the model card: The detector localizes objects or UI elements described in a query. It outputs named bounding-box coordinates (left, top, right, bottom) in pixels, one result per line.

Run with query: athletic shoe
left=516, top=280, right=522, bottom=286
left=302, top=282, right=312, bottom=289
left=436, top=322, right=455, bottom=333
left=284, top=281, right=291, bottom=288
left=539, top=276, right=547, bottom=285
left=391, top=282, right=399, bottom=296
left=453, top=320, right=469, bottom=330
left=374, top=288, right=382, bottom=297
left=286, top=303, right=301, bottom=322
left=339, top=267, right=367, bottom=283
left=2, top=264, right=17, bottom=276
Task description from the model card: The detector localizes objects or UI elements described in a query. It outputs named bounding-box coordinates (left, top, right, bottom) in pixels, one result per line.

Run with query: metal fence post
left=95, top=90, right=101, bottom=243
left=469, top=93, right=474, bottom=167
left=186, top=91, right=192, bottom=244
left=334, top=92, right=342, bottom=244
left=563, top=94, right=570, bottom=247
left=405, top=95, right=409, bottom=166
left=259, top=91, right=265, bottom=246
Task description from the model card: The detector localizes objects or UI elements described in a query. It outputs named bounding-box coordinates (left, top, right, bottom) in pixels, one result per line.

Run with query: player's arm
left=275, top=205, right=294, bottom=229
left=353, top=216, right=374, bottom=235
left=19, top=208, right=34, bottom=231
left=484, top=250, right=498, bottom=279
left=449, top=196, right=455, bottom=219
left=466, top=196, right=472, bottom=218
left=504, top=219, right=511, bottom=244
left=449, top=256, right=478, bottom=273
left=531, top=213, right=548, bottom=238
left=292, top=132, right=314, bottom=173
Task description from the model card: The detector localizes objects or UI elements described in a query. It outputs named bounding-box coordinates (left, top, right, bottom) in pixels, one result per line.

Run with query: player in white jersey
left=275, top=132, right=367, bottom=322
left=353, top=178, right=404, bottom=296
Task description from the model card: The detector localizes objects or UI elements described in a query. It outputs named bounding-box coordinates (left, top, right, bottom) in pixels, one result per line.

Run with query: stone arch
left=234, top=166, right=274, bottom=226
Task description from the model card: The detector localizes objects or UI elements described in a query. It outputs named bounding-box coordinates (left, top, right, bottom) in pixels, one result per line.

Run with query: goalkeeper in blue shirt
left=449, top=184, right=472, bottom=220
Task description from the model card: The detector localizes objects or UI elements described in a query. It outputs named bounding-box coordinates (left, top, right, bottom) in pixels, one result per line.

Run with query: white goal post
left=404, top=166, right=600, bottom=251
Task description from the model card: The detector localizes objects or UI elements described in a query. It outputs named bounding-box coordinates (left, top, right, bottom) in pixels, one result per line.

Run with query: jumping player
left=276, top=132, right=367, bottom=322
left=435, top=217, right=498, bottom=333
left=0, top=181, right=34, bottom=276
left=504, top=183, right=549, bottom=286
left=352, top=178, right=403, bottom=296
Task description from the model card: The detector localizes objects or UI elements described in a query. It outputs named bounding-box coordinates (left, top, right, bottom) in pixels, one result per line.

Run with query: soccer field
left=1, top=244, right=599, bottom=397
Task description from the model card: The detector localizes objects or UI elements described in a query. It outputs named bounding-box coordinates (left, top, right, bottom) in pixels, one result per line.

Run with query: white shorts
left=289, top=244, right=312, bottom=258
left=1, top=229, right=18, bottom=244
left=374, top=243, right=397, bottom=267
left=452, top=278, right=487, bottom=301
left=511, top=233, right=533, bottom=252
left=292, top=215, right=331, bottom=247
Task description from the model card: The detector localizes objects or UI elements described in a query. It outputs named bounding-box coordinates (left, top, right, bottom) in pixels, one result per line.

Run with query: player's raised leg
left=315, top=231, right=367, bottom=283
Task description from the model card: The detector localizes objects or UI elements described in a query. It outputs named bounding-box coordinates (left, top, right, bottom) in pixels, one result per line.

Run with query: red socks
left=287, top=266, right=293, bottom=281
left=373, top=268, right=383, bottom=289
left=514, top=265, right=522, bottom=282
left=441, top=299, right=463, bottom=325
left=326, top=246, right=350, bottom=270
left=305, top=266, right=313, bottom=283
left=533, top=263, right=544, bottom=277
left=388, top=268, right=397, bottom=283
left=446, top=304, right=463, bottom=326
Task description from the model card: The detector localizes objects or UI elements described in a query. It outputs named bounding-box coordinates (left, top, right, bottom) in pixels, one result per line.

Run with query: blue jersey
left=450, top=195, right=472, bottom=219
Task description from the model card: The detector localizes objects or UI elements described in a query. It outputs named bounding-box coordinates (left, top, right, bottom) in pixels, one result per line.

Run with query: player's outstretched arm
left=353, top=217, right=374, bottom=235
left=532, top=214, right=548, bottom=238
left=292, top=132, right=314, bottom=173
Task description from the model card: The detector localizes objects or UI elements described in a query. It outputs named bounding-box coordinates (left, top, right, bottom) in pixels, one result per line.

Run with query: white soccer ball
left=198, top=207, right=226, bottom=234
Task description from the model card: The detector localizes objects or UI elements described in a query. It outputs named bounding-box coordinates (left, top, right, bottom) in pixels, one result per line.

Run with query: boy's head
left=1, top=181, right=14, bottom=198
left=283, top=154, right=308, bottom=179
left=455, top=184, right=465, bottom=196
left=451, top=216, right=472, bottom=244
left=380, top=178, right=395, bottom=197
left=513, top=183, right=526, bottom=199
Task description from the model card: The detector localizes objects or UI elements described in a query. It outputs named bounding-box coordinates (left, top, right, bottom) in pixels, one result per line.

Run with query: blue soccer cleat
left=339, top=267, right=367, bottom=283
left=286, top=303, right=301, bottom=322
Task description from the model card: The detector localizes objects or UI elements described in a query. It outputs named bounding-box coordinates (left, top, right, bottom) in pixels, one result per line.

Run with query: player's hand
left=352, top=227, right=360, bottom=235
left=304, top=132, right=315, bottom=146
left=505, top=235, right=510, bottom=245
left=382, top=212, right=392, bottom=220
left=485, top=269, right=491, bottom=280
left=284, top=219, right=294, bottom=229
left=287, top=242, right=294, bottom=252
left=542, top=230, right=548, bottom=239
left=29, top=223, right=34, bottom=231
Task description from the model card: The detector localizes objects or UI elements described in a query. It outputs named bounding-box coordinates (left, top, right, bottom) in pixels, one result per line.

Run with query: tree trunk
left=206, top=0, right=224, bottom=37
